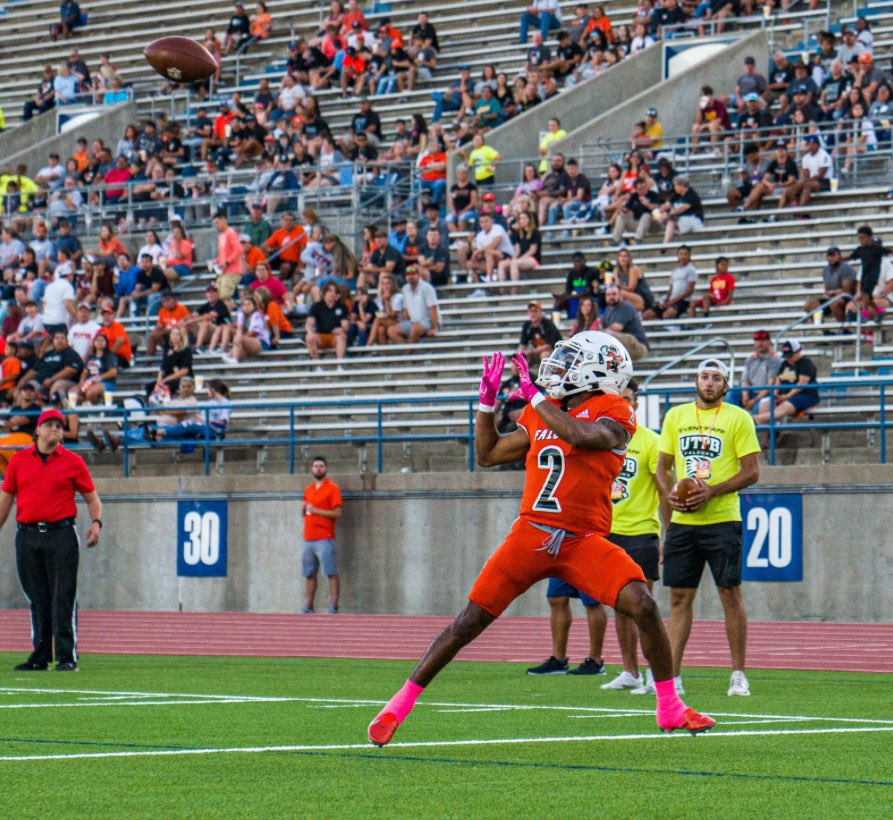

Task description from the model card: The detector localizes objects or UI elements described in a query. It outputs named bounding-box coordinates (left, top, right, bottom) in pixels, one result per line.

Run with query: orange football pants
left=469, top=517, right=647, bottom=617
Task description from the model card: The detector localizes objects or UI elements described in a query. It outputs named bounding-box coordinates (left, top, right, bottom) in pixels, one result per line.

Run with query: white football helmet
left=536, top=331, right=633, bottom=398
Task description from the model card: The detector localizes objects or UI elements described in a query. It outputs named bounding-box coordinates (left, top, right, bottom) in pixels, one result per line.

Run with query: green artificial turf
left=1, top=653, right=891, bottom=818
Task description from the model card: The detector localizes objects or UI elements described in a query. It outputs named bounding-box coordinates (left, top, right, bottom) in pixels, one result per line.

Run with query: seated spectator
left=520, top=0, right=562, bottom=42
left=416, top=226, right=450, bottom=287
left=185, top=284, right=231, bottom=352
left=737, top=94, right=773, bottom=152
left=431, top=66, right=472, bottom=123
left=152, top=379, right=232, bottom=443
left=358, top=229, right=404, bottom=290
left=249, top=261, right=289, bottom=307
left=612, top=176, right=662, bottom=245
left=602, top=284, right=649, bottom=361
left=161, top=222, right=194, bottom=284
left=538, top=154, right=571, bottom=227
left=466, top=212, right=514, bottom=285
left=645, top=245, right=697, bottom=319
left=240, top=1, right=273, bottom=53
left=780, top=135, right=832, bottom=212
left=23, top=66, right=57, bottom=121
left=222, top=293, right=270, bottom=364
left=21, top=330, right=83, bottom=399
left=53, top=64, right=80, bottom=106
left=67, top=301, right=99, bottom=361
left=50, top=0, right=84, bottom=41
left=689, top=256, right=735, bottom=317
left=305, top=282, right=349, bottom=369
left=497, top=211, right=541, bottom=293
left=346, top=286, right=376, bottom=347
left=519, top=301, right=561, bottom=359
left=472, top=86, right=504, bottom=131
left=753, top=340, right=820, bottom=445
left=739, top=141, right=798, bottom=220
left=146, top=291, right=190, bottom=357
left=447, top=165, right=478, bottom=231
left=367, top=274, right=403, bottom=346
left=737, top=330, right=782, bottom=414
left=418, top=140, right=447, bottom=206
left=0, top=343, right=24, bottom=401
left=727, top=142, right=765, bottom=210
left=613, top=247, right=656, bottom=313
left=223, top=2, right=252, bottom=55
left=690, top=85, right=731, bottom=153
left=555, top=158, right=591, bottom=227
left=653, top=175, right=704, bottom=243
left=387, top=266, right=439, bottom=345
left=75, top=332, right=117, bottom=405
left=262, top=211, right=306, bottom=283
left=838, top=101, right=877, bottom=175
left=130, top=253, right=167, bottom=317
left=8, top=299, right=45, bottom=346
left=569, top=294, right=600, bottom=335
left=147, top=326, right=192, bottom=398
left=0, top=382, right=41, bottom=474
left=98, top=305, right=132, bottom=367
left=554, top=251, right=601, bottom=318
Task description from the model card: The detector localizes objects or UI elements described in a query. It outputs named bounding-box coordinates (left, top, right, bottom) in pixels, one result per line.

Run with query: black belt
left=18, top=517, right=76, bottom=533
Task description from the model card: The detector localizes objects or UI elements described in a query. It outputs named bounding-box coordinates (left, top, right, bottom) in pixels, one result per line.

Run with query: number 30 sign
left=177, top=499, right=229, bottom=577
left=740, top=493, right=803, bottom=582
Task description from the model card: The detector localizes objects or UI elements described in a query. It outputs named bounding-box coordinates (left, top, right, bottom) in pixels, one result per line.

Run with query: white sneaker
left=601, top=670, right=643, bottom=690
left=630, top=668, right=655, bottom=695
left=728, top=670, right=751, bottom=696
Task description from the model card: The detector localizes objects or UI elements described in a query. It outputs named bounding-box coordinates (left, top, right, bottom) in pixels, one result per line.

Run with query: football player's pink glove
left=478, top=352, right=505, bottom=409
left=512, top=352, right=542, bottom=404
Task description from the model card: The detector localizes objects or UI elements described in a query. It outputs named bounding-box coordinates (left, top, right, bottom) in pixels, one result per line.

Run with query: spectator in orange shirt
left=418, top=140, right=447, bottom=206
left=301, top=455, right=343, bottom=613
left=0, top=341, right=23, bottom=400
left=97, top=223, right=127, bottom=259
left=245, top=2, right=273, bottom=50
left=262, top=211, right=306, bottom=282
left=238, top=233, right=267, bottom=279
left=71, top=137, right=89, bottom=172
left=689, top=256, right=736, bottom=318
left=341, top=0, right=366, bottom=34
left=203, top=103, right=235, bottom=161
left=585, top=4, right=614, bottom=42
left=146, top=290, right=190, bottom=356
left=98, top=305, right=132, bottom=368
left=340, top=47, right=369, bottom=99
left=377, top=18, right=404, bottom=50
left=254, top=286, right=292, bottom=347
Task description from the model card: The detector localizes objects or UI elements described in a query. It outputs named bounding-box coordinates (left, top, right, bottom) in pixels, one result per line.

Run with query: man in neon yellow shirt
left=656, top=358, right=760, bottom=697
left=464, top=132, right=501, bottom=187
left=538, top=116, right=566, bottom=174
left=600, top=379, right=670, bottom=692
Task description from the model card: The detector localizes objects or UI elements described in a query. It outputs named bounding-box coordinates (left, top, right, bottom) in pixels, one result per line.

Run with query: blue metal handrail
left=14, top=376, right=893, bottom=474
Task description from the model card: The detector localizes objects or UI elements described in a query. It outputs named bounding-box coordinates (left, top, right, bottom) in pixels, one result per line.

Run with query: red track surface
left=0, top=610, right=890, bottom=672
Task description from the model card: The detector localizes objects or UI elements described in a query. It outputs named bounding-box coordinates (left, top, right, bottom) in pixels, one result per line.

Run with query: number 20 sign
left=177, top=499, right=229, bottom=577
left=740, top=493, right=803, bottom=582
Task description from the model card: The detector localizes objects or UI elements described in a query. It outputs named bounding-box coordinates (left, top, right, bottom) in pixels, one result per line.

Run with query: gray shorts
left=302, top=539, right=338, bottom=577
left=399, top=317, right=431, bottom=335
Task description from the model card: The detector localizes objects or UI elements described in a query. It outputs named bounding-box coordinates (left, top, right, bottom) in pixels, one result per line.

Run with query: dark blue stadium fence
left=40, top=377, right=893, bottom=474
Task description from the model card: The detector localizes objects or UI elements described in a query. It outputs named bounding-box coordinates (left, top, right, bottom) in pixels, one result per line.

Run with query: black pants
left=15, top=525, right=79, bottom=665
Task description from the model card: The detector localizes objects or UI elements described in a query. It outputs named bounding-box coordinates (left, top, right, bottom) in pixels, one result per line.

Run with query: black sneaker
left=568, top=657, right=607, bottom=676
left=13, top=661, right=48, bottom=671
left=54, top=662, right=79, bottom=672
left=526, top=656, right=569, bottom=675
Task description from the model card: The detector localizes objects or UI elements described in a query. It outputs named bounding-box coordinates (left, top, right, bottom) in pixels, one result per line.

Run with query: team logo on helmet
left=601, top=344, right=624, bottom=373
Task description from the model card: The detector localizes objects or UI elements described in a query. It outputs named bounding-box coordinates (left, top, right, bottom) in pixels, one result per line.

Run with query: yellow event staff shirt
left=538, top=128, right=567, bottom=174
left=658, top=401, right=760, bottom=526
left=610, top=425, right=661, bottom=536
left=467, top=145, right=500, bottom=183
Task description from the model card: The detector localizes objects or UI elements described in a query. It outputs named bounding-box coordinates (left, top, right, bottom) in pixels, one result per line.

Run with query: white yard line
left=1, top=725, right=893, bottom=763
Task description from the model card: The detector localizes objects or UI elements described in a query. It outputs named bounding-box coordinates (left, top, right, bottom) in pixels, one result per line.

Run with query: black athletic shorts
left=662, top=521, right=742, bottom=589
left=609, top=532, right=660, bottom=581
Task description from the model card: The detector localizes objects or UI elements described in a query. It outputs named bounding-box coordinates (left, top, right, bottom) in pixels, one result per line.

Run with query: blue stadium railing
left=46, top=376, right=893, bottom=475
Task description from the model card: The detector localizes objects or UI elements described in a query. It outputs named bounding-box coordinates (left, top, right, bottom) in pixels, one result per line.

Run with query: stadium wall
left=0, top=466, right=890, bottom=622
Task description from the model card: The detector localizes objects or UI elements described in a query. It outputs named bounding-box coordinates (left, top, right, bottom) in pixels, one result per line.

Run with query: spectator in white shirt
left=53, top=63, right=79, bottom=105
left=387, top=265, right=440, bottom=344
left=0, top=228, right=26, bottom=275
left=29, top=224, right=54, bottom=274
left=35, top=154, right=66, bottom=191
left=277, top=74, right=306, bottom=118
left=67, top=302, right=100, bottom=360
left=519, top=0, right=561, bottom=42
left=780, top=135, right=832, bottom=210
left=42, top=266, right=76, bottom=335
left=466, top=212, right=514, bottom=284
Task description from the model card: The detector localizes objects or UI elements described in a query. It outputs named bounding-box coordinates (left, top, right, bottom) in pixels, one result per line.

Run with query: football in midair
left=144, top=36, right=217, bottom=83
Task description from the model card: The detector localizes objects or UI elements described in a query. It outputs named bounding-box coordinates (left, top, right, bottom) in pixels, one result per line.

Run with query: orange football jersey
left=516, top=393, right=636, bottom=536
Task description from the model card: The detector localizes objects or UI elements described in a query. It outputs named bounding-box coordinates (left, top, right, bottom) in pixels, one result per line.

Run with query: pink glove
left=511, top=352, right=542, bottom=403
left=478, top=352, right=505, bottom=408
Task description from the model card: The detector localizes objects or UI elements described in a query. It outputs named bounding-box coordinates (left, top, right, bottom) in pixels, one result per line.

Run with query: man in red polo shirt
left=301, top=455, right=342, bottom=614
left=0, top=409, right=102, bottom=672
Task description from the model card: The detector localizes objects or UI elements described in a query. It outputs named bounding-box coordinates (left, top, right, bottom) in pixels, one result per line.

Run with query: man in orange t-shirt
left=302, top=456, right=343, bottom=614
left=369, top=336, right=716, bottom=747
left=98, top=307, right=132, bottom=367
left=146, top=291, right=190, bottom=356
left=263, top=212, right=306, bottom=282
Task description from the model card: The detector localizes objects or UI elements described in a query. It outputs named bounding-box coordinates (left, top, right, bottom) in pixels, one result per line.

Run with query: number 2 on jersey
left=533, top=445, right=565, bottom=512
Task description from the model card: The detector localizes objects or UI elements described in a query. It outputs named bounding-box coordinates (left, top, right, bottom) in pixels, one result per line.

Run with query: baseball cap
left=77, top=301, right=90, bottom=310
left=696, top=358, right=730, bottom=381
left=21, top=380, right=40, bottom=390
left=780, top=339, right=802, bottom=356
left=743, top=92, right=760, bottom=102
left=858, top=52, right=872, bottom=63
left=753, top=330, right=770, bottom=341
left=37, top=408, right=65, bottom=427
left=775, top=139, right=787, bottom=149
left=806, top=134, right=820, bottom=144
left=827, top=245, right=841, bottom=254
left=527, top=301, right=542, bottom=310
left=101, top=305, right=114, bottom=314
left=459, top=64, right=470, bottom=71
left=482, top=192, right=496, bottom=202
left=646, top=107, right=657, bottom=117
left=239, top=233, right=251, bottom=242
left=744, top=55, right=756, bottom=65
